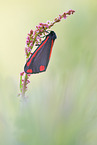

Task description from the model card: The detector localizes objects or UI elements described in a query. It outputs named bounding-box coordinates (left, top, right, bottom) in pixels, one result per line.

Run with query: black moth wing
left=24, top=31, right=57, bottom=74
left=27, top=37, right=52, bottom=73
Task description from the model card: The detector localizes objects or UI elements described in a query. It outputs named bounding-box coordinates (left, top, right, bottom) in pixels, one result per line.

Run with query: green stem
left=21, top=73, right=28, bottom=98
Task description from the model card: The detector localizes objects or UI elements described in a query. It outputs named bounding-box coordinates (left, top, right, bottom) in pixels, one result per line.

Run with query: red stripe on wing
left=49, top=39, right=53, bottom=60
left=27, top=36, right=49, bottom=66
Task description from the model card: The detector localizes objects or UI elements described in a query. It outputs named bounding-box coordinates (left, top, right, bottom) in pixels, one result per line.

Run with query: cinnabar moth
left=24, top=31, right=57, bottom=74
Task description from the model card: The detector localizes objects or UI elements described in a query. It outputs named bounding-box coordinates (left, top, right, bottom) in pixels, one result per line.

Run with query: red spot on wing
left=40, top=65, right=45, bottom=71
left=27, top=69, right=33, bottom=73
left=27, top=36, right=49, bottom=66
left=49, top=39, right=54, bottom=59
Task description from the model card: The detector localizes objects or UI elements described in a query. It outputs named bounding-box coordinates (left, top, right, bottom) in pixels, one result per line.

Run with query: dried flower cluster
left=19, top=9, right=75, bottom=98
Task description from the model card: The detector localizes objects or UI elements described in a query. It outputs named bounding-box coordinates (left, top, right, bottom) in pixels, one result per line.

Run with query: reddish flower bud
left=63, top=13, right=67, bottom=19
left=27, top=74, right=31, bottom=77
left=58, top=15, right=62, bottom=20
left=26, top=36, right=30, bottom=40
left=39, top=23, right=43, bottom=25
left=27, top=47, right=31, bottom=52
left=30, top=29, right=33, bottom=35
left=67, top=9, right=75, bottom=15
left=71, top=10, right=75, bottom=14
left=30, top=42, right=33, bottom=47
left=20, top=72, right=24, bottom=76
left=33, top=31, right=36, bottom=36
left=27, top=79, right=30, bottom=84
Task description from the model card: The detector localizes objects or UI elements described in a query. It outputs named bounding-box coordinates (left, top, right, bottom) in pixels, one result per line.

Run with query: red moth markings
left=49, top=39, right=54, bottom=59
left=40, top=65, right=45, bottom=71
left=27, top=69, right=33, bottom=73
left=27, top=36, right=49, bottom=66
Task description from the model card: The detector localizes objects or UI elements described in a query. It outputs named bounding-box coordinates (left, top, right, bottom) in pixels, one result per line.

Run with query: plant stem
left=21, top=73, right=28, bottom=98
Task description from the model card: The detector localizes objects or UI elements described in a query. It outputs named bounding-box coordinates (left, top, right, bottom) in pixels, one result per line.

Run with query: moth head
left=50, top=31, right=57, bottom=40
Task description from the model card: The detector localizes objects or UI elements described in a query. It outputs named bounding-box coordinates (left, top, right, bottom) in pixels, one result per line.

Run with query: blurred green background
left=0, top=0, right=97, bottom=145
